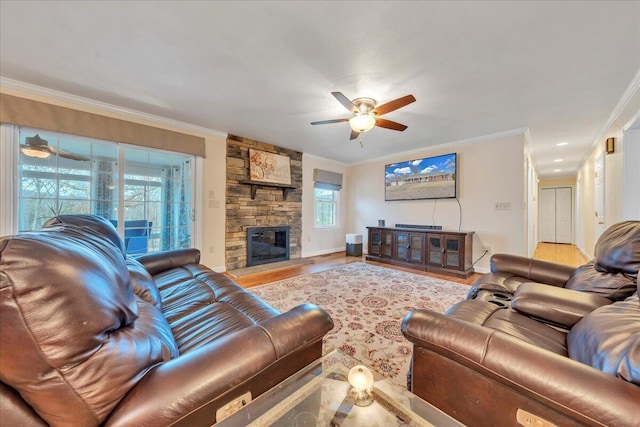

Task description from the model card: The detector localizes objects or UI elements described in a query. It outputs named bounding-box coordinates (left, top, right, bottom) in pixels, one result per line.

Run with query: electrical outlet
left=483, top=246, right=492, bottom=255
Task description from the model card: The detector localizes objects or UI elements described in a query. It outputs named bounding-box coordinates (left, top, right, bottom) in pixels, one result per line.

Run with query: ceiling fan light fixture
left=21, top=146, right=51, bottom=159
left=349, top=114, right=376, bottom=133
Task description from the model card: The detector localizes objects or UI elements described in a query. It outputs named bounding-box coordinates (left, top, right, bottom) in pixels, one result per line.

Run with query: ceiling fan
left=311, top=92, right=416, bottom=141
left=21, top=134, right=89, bottom=161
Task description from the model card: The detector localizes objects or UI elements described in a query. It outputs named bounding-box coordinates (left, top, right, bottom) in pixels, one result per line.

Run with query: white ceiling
left=1, top=1, right=639, bottom=179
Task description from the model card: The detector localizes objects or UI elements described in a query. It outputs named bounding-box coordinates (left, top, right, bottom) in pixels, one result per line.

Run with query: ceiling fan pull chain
left=359, top=138, right=364, bottom=148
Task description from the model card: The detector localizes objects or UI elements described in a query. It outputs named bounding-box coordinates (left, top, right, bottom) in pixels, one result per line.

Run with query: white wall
left=346, top=132, right=526, bottom=273
left=575, top=131, right=626, bottom=258
left=623, top=128, right=640, bottom=219
left=605, top=134, right=625, bottom=224
left=199, top=134, right=228, bottom=271
left=301, top=153, right=348, bottom=257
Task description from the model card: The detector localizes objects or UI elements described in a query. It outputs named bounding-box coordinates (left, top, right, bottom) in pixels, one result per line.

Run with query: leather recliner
left=0, top=215, right=334, bottom=426
left=467, top=221, right=639, bottom=304
left=402, top=221, right=640, bottom=427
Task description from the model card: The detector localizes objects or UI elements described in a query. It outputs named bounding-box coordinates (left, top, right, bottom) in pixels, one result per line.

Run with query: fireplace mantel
left=239, top=180, right=297, bottom=201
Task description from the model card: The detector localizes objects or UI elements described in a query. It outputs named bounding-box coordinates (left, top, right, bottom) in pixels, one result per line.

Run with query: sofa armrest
left=105, top=304, right=332, bottom=427
left=512, top=282, right=611, bottom=328
left=401, top=309, right=640, bottom=427
left=258, top=303, right=334, bottom=358
left=490, top=253, right=576, bottom=287
left=135, top=248, right=201, bottom=275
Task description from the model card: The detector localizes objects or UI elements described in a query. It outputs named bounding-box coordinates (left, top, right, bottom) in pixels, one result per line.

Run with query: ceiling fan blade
left=332, top=92, right=359, bottom=114
left=350, top=129, right=360, bottom=140
left=372, top=94, right=416, bottom=116
left=51, top=147, right=90, bottom=161
left=375, top=118, right=408, bottom=131
left=310, top=118, right=350, bottom=125
left=59, top=152, right=90, bottom=161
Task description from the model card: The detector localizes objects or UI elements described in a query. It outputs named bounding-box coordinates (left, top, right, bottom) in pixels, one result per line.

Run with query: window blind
left=0, top=93, right=206, bottom=157
left=313, top=168, right=342, bottom=191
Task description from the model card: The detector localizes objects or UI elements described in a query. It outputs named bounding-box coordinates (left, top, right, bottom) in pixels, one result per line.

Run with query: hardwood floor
left=532, top=242, right=589, bottom=267
left=226, top=242, right=589, bottom=289
left=226, top=252, right=482, bottom=289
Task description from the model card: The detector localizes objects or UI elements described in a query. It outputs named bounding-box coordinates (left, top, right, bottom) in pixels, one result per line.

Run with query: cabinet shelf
left=240, top=180, right=297, bottom=201
left=366, top=226, right=475, bottom=278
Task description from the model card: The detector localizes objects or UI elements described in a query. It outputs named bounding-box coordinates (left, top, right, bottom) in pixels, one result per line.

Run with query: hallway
left=533, top=242, right=589, bottom=267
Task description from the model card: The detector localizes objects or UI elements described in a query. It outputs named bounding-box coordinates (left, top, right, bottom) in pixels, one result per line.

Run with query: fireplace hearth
left=246, top=226, right=290, bottom=267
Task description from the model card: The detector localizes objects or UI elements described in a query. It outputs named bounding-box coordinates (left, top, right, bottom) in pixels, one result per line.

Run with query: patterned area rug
left=250, top=262, right=470, bottom=387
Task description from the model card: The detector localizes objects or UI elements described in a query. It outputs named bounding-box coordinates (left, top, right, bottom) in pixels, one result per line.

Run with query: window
left=314, top=187, right=338, bottom=228
left=13, top=127, right=194, bottom=254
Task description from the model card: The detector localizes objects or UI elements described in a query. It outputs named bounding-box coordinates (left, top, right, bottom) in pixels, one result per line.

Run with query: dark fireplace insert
left=246, top=226, right=290, bottom=267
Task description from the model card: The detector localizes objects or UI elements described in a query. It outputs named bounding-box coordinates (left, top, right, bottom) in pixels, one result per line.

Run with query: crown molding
left=349, top=127, right=528, bottom=167
left=0, top=77, right=228, bottom=138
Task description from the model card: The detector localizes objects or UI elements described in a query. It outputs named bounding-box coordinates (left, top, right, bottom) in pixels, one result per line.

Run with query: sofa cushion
left=565, top=262, right=637, bottom=301
left=593, top=220, right=640, bottom=276
left=155, top=263, right=279, bottom=353
left=127, top=257, right=163, bottom=310
left=44, top=214, right=126, bottom=257
left=568, top=295, right=640, bottom=385
left=512, top=282, right=611, bottom=328
left=446, top=300, right=568, bottom=356
left=0, top=224, right=177, bottom=426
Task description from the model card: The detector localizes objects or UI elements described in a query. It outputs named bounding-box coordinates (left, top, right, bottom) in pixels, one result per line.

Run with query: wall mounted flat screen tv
left=385, top=153, right=457, bottom=201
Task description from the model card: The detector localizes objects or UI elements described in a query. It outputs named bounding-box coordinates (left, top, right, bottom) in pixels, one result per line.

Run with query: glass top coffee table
left=215, top=349, right=465, bottom=426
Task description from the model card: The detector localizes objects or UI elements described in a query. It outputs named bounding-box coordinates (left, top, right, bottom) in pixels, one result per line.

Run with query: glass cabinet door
left=427, top=235, right=443, bottom=266
left=369, top=229, right=381, bottom=255
left=381, top=230, right=393, bottom=257
left=395, top=232, right=408, bottom=260
left=408, top=233, right=425, bottom=263
left=444, top=237, right=461, bottom=268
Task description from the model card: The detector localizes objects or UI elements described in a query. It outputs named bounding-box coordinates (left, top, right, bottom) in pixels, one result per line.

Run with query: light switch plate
left=495, top=202, right=511, bottom=210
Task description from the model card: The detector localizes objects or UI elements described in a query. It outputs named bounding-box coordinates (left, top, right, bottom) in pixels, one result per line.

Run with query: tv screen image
left=385, top=153, right=457, bottom=201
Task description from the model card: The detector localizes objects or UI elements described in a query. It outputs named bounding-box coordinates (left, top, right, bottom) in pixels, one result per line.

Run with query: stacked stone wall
left=225, top=135, right=302, bottom=270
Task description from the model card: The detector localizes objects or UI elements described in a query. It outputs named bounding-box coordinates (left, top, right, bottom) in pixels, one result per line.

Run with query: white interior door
left=555, top=187, right=572, bottom=244
left=540, top=188, right=556, bottom=242
left=595, top=153, right=606, bottom=240
left=539, top=187, right=572, bottom=244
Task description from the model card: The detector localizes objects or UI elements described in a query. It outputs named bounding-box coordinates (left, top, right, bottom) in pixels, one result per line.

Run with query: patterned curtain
left=161, top=166, right=173, bottom=251
left=160, top=159, right=192, bottom=251
left=177, top=159, right=192, bottom=248
left=92, top=159, right=116, bottom=219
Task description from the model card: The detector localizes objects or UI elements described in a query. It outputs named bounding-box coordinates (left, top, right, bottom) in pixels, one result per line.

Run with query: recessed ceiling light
left=556, top=142, right=568, bottom=146
left=554, top=169, right=562, bottom=172
left=554, top=159, right=563, bottom=162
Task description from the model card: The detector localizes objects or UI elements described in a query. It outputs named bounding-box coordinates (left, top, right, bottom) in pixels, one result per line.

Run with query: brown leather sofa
left=402, top=221, right=640, bottom=427
left=0, top=215, right=334, bottom=426
left=467, top=221, right=639, bottom=304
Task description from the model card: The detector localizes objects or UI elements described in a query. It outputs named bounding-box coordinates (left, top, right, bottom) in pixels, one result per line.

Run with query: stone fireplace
left=225, top=135, right=302, bottom=270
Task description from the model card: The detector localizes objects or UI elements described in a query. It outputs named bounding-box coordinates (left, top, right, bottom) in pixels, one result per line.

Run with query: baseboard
left=578, top=246, right=593, bottom=261
left=301, top=247, right=345, bottom=258
left=212, top=266, right=227, bottom=273
left=473, top=266, right=490, bottom=274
